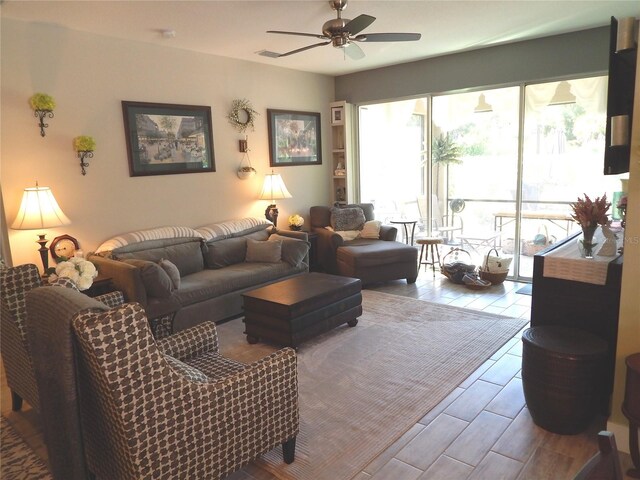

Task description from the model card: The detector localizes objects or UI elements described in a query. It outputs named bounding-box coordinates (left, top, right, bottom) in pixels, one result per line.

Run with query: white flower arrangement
left=48, top=257, right=98, bottom=290
left=288, top=214, right=304, bottom=229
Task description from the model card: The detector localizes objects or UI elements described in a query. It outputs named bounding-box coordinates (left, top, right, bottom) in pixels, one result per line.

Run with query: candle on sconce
left=616, top=17, right=637, bottom=53
left=611, top=115, right=630, bottom=146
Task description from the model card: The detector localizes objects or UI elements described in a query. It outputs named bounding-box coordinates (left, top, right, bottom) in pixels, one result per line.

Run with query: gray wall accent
left=335, top=27, right=610, bottom=104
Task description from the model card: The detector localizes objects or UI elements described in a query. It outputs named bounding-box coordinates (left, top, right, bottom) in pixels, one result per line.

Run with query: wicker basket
left=478, top=248, right=509, bottom=285
left=441, top=248, right=475, bottom=284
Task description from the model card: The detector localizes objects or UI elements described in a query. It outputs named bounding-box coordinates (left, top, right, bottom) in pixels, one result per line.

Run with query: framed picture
left=267, top=109, right=322, bottom=166
left=331, top=106, right=344, bottom=125
left=122, top=101, right=215, bottom=177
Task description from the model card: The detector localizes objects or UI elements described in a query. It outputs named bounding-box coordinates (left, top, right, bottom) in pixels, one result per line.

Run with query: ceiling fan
left=264, top=0, right=421, bottom=60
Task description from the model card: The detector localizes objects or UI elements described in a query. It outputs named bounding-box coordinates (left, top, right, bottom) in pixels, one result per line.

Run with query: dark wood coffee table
left=242, top=272, right=362, bottom=348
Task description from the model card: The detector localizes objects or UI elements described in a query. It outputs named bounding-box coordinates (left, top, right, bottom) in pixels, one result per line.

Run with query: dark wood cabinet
left=531, top=233, right=623, bottom=412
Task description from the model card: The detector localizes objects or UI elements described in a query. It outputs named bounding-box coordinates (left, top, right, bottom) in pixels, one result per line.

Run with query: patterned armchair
left=27, top=286, right=299, bottom=480
left=0, top=263, right=124, bottom=413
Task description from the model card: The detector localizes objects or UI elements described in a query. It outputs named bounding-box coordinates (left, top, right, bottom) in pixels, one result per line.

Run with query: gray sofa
left=89, top=219, right=309, bottom=334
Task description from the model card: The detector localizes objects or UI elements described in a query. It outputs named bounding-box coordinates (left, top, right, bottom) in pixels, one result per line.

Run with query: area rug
left=1, top=416, right=51, bottom=480
left=248, top=290, right=528, bottom=480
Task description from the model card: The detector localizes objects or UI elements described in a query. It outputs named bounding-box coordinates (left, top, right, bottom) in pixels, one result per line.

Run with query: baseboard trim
left=606, top=420, right=630, bottom=454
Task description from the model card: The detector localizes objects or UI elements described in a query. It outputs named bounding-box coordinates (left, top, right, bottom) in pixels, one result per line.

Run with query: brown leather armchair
left=310, top=203, right=418, bottom=285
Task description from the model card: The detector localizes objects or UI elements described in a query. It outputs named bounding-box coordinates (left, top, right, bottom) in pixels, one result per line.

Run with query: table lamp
left=258, top=171, right=292, bottom=228
left=11, top=182, right=71, bottom=273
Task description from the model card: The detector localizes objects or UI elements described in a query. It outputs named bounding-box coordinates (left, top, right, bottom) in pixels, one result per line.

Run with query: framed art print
left=122, top=101, right=215, bottom=176
left=267, top=109, right=322, bottom=166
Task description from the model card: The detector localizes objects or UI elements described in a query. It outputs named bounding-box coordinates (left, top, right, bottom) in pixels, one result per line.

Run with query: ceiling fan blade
left=278, top=41, right=331, bottom=58
left=267, top=30, right=328, bottom=40
left=344, top=42, right=365, bottom=60
left=344, top=14, right=376, bottom=36
left=353, top=32, right=421, bottom=42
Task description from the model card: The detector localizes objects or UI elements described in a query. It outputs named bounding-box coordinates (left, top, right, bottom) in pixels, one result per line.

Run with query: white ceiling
left=2, top=1, right=639, bottom=76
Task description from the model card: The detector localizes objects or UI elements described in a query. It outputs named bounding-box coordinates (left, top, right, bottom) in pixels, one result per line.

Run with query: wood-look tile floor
left=2, top=271, right=635, bottom=480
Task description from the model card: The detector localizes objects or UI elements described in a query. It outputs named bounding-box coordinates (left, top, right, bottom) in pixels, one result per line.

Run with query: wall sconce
left=73, top=136, right=96, bottom=175
left=258, top=170, right=292, bottom=228
left=29, top=93, right=56, bottom=137
left=237, top=136, right=257, bottom=179
left=11, top=182, right=71, bottom=273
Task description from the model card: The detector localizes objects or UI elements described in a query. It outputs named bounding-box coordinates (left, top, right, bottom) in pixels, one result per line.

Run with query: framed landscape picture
left=267, top=109, right=322, bottom=166
left=122, top=101, right=215, bottom=176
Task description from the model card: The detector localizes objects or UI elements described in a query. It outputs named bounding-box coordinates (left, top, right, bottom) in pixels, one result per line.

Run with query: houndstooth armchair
left=27, top=286, right=299, bottom=480
left=0, top=263, right=123, bottom=413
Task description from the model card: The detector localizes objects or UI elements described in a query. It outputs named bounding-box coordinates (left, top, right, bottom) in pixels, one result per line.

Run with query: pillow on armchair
left=330, top=207, right=366, bottom=231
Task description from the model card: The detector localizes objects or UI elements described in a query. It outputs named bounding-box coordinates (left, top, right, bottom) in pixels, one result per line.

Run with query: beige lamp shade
left=258, top=172, right=292, bottom=203
left=11, top=184, right=71, bottom=230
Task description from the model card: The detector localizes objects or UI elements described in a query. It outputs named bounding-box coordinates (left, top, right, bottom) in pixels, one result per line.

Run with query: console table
left=531, top=232, right=623, bottom=413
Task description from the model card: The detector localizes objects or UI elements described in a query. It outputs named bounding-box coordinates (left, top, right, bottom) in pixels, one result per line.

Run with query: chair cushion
left=164, top=354, right=208, bottom=382
left=330, top=207, right=366, bottom=231
left=337, top=241, right=417, bottom=268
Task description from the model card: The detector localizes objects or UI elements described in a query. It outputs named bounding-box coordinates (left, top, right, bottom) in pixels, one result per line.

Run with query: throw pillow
left=204, top=237, right=247, bottom=269
left=122, top=259, right=175, bottom=298
left=330, top=207, right=366, bottom=231
left=268, top=234, right=310, bottom=267
left=360, top=220, right=382, bottom=239
left=334, top=230, right=361, bottom=241
left=158, top=258, right=181, bottom=289
left=245, top=238, right=282, bottom=263
left=164, top=355, right=208, bottom=383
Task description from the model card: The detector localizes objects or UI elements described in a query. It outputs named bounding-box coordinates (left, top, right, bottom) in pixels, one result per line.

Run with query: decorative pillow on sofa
left=268, top=234, right=310, bottom=267
left=360, top=220, right=382, bottom=239
left=203, top=230, right=269, bottom=269
left=158, top=258, right=181, bottom=290
left=245, top=238, right=282, bottom=263
left=330, top=207, right=366, bottom=231
left=122, top=259, right=175, bottom=298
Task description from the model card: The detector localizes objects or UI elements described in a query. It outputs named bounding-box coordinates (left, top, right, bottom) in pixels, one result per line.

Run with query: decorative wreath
left=227, top=98, right=259, bottom=133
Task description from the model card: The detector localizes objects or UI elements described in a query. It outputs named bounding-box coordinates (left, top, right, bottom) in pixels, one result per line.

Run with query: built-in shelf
left=330, top=100, right=355, bottom=205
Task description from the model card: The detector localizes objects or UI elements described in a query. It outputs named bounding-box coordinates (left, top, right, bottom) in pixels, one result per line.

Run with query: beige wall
left=607, top=45, right=640, bottom=451
left=1, top=19, right=334, bottom=266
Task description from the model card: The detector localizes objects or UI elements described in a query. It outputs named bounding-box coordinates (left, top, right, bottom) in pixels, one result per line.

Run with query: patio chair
left=416, top=195, right=463, bottom=242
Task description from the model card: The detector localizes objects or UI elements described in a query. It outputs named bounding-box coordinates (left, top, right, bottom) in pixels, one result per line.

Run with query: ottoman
left=522, top=326, right=608, bottom=434
left=336, top=240, right=418, bottom=285
left=242, top=272, right=362, bottom=348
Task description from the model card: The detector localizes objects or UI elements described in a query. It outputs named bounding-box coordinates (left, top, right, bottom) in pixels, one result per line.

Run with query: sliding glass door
left=358, top=75, right=617, bottom=280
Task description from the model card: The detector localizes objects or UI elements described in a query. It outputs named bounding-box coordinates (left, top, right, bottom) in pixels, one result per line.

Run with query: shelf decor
left=227, top=98, right=259, bottom=133
left=74, top=136, right=96, bottom=175
left=570, top=193, right=610, bottom=259
left=122, top=101, right=215, bottom=177
left=29, top=93, right=56, bottom=137
left=267, top=109, right=321, bottom=166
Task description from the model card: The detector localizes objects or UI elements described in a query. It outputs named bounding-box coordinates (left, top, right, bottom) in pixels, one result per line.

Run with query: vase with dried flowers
left=570, top=193, right=610, bottom=258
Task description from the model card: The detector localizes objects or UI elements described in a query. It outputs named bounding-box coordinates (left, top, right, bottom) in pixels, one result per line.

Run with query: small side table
left=84, top=274, right=115, bottom=298
left=390, top=220, right=418, bottom=246
left=623, top=353, right=640, bottom=479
